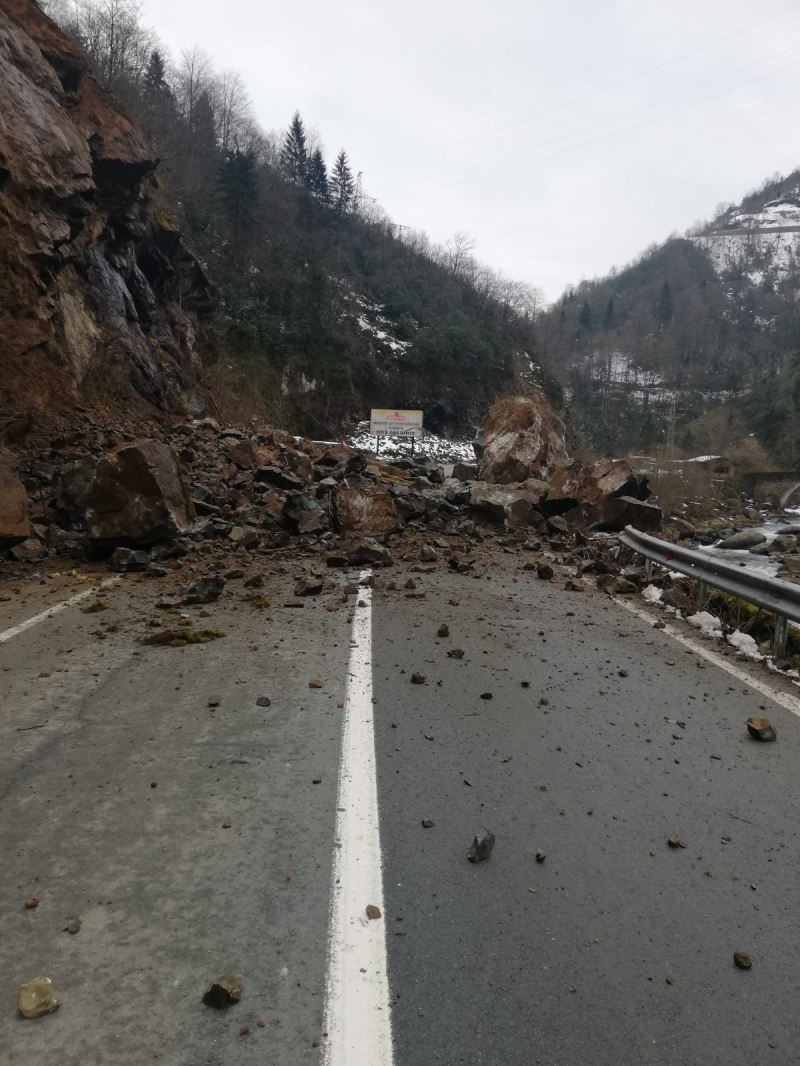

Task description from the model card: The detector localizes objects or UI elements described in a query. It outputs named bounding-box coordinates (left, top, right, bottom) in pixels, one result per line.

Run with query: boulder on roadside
left=346, top=538, right=393, bottom=567
left=86, top=439, right=191, bottom=547
left=0, top=467, right=31, bottom=548
left=9, top=536, right=47, bottom=562
left=547, top=458, right=650, bottom=509
left=452, top=461, right=478, bottom=481
left=586, top=496, right=662, bottom=533
left=469, top=479, right=549, bottom=527
left=474, top=395, right=570, bottom=484
left=333, top=485, right=398, bottom=535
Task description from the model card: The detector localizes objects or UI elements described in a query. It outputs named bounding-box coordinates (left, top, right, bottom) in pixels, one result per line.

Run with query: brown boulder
left=548, top=458, right=648, bottom=507
left=469, top=479, right=548, bottom=527
left=226, top=440, right=262, bottom=469
left=588, top=496, right=662, bottom=533
left=333, top=486, right=398, bottom=535
left=0, top=467, right=31, bottom=547
left=475, top=395, right=569, bottom=484
left=86, top=439, right=191, bottom=545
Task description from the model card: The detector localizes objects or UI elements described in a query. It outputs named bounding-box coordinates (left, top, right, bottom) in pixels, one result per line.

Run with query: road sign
left=369, top=409, right=423, bottom=438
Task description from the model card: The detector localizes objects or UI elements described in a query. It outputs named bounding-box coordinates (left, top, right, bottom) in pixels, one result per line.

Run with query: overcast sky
left=141, top=0, right=800, bottom=302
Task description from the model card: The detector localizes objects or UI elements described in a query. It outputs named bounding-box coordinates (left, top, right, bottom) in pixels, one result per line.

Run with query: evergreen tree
left=218, top=149, right=258, bottom=249
left=603, top=297, right=615, bottom=329
left=144, top=50, right=169, bottom=96
left=307, top=148, right=329, bottom=204
left=654, top=280, right=674, bottom=323
left=578, top=300, right=592, bottom=329
left=281, top=112, right=308, bottom=185
left=330, top=149, right=354, bottom=215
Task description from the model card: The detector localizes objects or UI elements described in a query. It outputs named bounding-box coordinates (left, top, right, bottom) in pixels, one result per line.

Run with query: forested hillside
left=42, top=0, right=550, bottom=438
left=541, top=172, right=800, bottom=464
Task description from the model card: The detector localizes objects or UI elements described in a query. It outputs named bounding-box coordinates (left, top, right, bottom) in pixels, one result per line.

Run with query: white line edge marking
left=615, top=595, right=800, bottom=718
left=321, top=569, right=394, bottom=1066
left=0, top=577, right=121, bottom=645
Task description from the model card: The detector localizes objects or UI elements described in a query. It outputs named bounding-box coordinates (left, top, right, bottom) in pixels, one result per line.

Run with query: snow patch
left=642, top=584, right=663, bottom=604
left=687, top=611, right=723, bottom=638
left=726, top=629, right=762, bottom=659
left=346, top=421, right=476, bottom=464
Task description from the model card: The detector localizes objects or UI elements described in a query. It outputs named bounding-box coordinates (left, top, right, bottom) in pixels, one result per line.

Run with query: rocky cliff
left=0, top=0, right=215, bottom=424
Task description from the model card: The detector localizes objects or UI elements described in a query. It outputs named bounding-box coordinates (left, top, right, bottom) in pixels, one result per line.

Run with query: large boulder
left=586, top=496, right=662, bottom=533
left=0, top=467, right=31, bottom=547
left=547, top=458, right=649, bottom=508
left=718, top=529, right=766, bottom=550
left=86, top=439, right=192, bottom=546
left=333, top=486, right=399, bottom=535
left=469, top=479, right=549, bottom=527
left=474, top=395, right=569, bottom=484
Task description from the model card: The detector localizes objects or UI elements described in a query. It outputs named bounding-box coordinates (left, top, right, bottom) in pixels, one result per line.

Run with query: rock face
left=85, top=439, right=191, bottom=545
left=474, top=395, right=570, bottom=484
left=0, top=467, right=31, bottom=546
left=0, top=0, right=215, bottom=417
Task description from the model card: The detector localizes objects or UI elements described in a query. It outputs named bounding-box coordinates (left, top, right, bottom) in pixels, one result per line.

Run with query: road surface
left=2, top=554, right=800, bottom=1065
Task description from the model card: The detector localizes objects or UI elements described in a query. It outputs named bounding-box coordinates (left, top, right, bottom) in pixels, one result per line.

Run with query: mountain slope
left=542, top=171, right=800, bottom=461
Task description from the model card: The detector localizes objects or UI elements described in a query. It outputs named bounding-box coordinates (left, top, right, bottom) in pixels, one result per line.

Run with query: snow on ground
left=346, top=421, right=476, bottom=464
left=334, top=282, right=414, bottom=360
left=641, top=584, right=663, bottom=604
left=687, top=611, right=723, bottom=638
left=727, top=630, right=762, bottom=659
left=727, top=195, right=800, bottom=230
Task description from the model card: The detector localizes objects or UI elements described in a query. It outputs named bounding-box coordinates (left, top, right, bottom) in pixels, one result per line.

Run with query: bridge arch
left=780, top=482, right=800, bottom=509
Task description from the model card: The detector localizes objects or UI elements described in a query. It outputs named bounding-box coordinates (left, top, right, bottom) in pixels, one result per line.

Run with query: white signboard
left=369, top=409, right=424, bottom=438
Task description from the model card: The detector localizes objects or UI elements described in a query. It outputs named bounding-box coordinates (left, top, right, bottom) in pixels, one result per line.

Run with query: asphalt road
left=2, top=555, right=800, bottom=1065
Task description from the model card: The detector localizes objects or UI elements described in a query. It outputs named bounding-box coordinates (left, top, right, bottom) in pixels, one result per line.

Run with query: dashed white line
left=321, top=570, right=394, bottom=1066
left=0, top=577, right=121, bottom=645
left=615, top=595, right=800, bottom=718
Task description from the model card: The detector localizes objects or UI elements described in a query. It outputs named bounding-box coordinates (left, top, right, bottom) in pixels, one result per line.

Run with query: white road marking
left=321, top=571, right=394, bottom=1066
left=615, top=596, right=800, bottom=718
left=0, top=577, right=120, bottom=645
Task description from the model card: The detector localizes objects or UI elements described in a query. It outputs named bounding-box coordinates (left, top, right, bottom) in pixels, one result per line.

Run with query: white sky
left=141, top=0, right=800, bottom=302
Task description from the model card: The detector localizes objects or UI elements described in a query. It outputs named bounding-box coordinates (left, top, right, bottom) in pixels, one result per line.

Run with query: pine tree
left=307, top=148, right=329, bottom=204
left=144, top=49, right=169, bottom=96
left=281, top=112, right=308, bottom=185
left=218, top=149, right=258, bottom=249
left=654, top=281, right=673, bottom=323
left=330, top=149, right=354, bottom=215
left=603, top=297, right=615, bottom=329
left=578, top=300, right=592, bottom=329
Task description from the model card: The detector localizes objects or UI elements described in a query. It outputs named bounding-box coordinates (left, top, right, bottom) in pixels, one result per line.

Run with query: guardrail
left=618, top=526, right=800, bottom=656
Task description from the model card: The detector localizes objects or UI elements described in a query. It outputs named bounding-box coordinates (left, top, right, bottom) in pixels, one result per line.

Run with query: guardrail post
left=774, top=614, right=789, bottom=658
left=697, top=581, right=708, bottom=609
left=645, top=559, right=653, bottom=580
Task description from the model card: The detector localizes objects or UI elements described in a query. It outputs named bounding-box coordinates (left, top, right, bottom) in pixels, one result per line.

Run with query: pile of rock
left=0, top=395, right=668, bottom=573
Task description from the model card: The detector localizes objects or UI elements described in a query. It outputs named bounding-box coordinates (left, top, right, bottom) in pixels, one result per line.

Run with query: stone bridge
left=740, top=470, right=800, bottom=507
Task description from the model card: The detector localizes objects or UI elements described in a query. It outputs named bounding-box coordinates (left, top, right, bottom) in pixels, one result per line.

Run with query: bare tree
left=445, top=231, right=476, bottom=277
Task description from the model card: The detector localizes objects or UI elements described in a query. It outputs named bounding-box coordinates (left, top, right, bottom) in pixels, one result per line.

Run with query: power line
left=443, top=56, right=800, bottom=191
left=375, top=44, right=800, bottom=196
left=367, top=0, right=800, bottom=175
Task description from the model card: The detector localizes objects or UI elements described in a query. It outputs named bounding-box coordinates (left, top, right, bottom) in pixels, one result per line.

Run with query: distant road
left=703, top=225, right=800, bottom=238
left=2, top=558, right=800, bottom=1064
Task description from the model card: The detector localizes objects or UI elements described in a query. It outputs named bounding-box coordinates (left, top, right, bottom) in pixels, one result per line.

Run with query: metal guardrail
left=618, top=525, right=800, bottom=656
